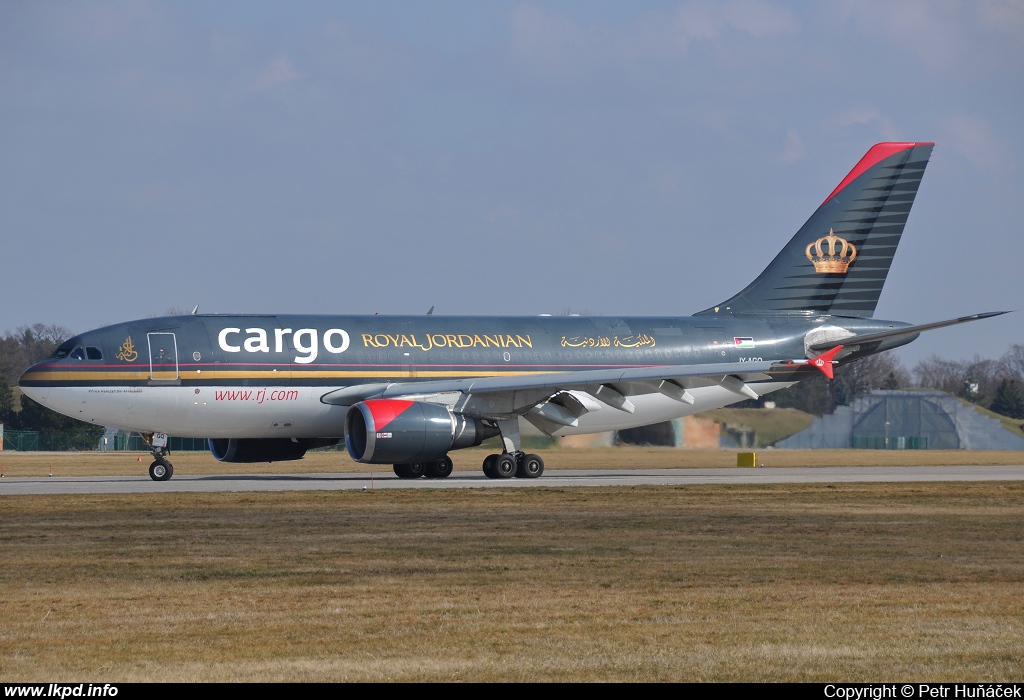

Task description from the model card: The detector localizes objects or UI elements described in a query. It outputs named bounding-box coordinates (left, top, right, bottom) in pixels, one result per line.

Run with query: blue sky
left=1, top=1, right=1021, bottom=366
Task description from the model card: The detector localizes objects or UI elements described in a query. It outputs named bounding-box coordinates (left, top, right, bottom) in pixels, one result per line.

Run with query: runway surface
left=2, top=466, right=1024, bottom=495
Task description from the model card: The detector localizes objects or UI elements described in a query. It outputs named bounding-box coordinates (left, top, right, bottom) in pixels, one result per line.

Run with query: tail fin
left=699, top=142, right=934, bottom=318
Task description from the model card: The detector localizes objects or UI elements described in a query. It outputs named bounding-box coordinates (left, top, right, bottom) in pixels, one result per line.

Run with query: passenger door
left=148, top=332, right=179, bottom=383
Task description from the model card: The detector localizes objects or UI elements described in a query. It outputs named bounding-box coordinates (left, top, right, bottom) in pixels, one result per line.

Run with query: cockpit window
left=50, top=340, right=76, bottom=359
left=86, top=347, right=103, bottom=360
left=70, top=347, right=86, bottom=360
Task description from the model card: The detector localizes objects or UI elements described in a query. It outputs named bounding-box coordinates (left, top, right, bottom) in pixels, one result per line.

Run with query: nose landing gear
left=149, top=459, right=173, bottom=481
left=142, top=432, right=174, bottom=481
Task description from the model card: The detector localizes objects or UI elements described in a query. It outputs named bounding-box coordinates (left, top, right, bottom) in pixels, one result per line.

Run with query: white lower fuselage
left=22, top=381, right=796, bottom=440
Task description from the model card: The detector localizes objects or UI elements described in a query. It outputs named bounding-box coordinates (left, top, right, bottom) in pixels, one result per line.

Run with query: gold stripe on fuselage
left=19, top=368, right=564, bottom=383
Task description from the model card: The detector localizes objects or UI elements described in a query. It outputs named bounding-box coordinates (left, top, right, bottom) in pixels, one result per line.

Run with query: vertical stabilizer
left=700, top=142, right=934, bottom=318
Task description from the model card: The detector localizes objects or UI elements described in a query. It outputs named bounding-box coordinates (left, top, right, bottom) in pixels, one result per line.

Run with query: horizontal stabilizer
left=807, top=311, right=1010, bottom=353
left=809, top=345, right=844, bottom=380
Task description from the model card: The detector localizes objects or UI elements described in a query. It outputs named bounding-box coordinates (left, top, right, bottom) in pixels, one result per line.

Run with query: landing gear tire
left=482, top=453, right=499, bottom=479
left=517, top=453, right=544, bottom=479
left=394, top=463, right=427, bottom=479
left=425, top=455, right=454, bottom=479
left=149, top=459, right=173, bottom=481
left=494, top=453, right=517, bottom=479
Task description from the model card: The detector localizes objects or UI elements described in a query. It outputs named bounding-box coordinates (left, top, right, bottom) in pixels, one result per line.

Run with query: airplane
left=18, top=141, right=1007, bottom=481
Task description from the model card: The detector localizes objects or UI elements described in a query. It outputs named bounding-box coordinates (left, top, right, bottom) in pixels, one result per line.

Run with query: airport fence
left=2, top=430, right=210, bottom=452
left=102, top=434, right=210, bottom=452
left=3, top=430, right=103, bottom=452
left=850, top=435, right=929, bottom=450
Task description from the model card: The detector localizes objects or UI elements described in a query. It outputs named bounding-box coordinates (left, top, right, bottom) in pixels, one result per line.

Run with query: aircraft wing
left=806, top=311, right=1010, bottom=353
left=321, top=359, right=780, bottom=415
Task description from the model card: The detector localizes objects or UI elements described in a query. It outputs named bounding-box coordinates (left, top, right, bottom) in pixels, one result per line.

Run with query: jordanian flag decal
left=733, top=337, right=755, bottom=349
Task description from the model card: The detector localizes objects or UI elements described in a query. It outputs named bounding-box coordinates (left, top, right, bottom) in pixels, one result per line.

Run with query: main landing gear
left=393, top=455, right=454, bottom=480
left=143, top=432, right=174, bottom=481
left=481, top=452, right=544, bottom=479
left=481, top=417, right=544, bottom=479
left=390, top=419, right=546, bottom=481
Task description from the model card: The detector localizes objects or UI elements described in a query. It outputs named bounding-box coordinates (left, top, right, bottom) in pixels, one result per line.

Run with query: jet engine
left=208, top=437, right=339, bottom=463
left=345, top=399, right=497, bottom=464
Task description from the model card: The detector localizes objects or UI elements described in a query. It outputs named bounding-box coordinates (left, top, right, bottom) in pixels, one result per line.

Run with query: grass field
left=1, top=482, right=1023, bottom=682
left=1, top=446, right=1023, bottom=478
left=702, top=407, right=816, bottom=446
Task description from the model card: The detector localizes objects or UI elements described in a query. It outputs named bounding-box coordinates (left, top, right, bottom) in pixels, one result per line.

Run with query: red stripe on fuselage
left=822, top=142, right=932, bottom=204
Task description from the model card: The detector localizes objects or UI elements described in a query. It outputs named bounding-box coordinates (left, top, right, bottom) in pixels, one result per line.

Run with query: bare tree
left=20, top=323, right=73, bottom=346
left=0, top=324, right=74, bottom=385
left=841, top=350, right=910, bottom=394
left=913, top=354, right=1007, bottom=404
left=1001, top=343, right=1024, bottom=382
left=914, top=355, right=967, bottom=394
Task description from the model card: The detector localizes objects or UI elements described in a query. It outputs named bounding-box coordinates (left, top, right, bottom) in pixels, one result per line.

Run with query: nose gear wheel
left=149, top=459, right=173, bottom=481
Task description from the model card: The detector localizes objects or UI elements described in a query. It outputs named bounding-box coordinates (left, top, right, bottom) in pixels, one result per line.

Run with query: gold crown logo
left=805, top=229, right=857, bottom=274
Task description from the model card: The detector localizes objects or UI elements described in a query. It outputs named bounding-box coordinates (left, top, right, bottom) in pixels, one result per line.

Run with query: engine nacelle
left=345, top=399, right=497, bottom=464
left=209, top=437, right=339, bottom=463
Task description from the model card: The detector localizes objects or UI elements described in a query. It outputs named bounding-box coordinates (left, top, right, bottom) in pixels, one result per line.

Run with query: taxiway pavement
left=2, top=465, right=1023, bottom=495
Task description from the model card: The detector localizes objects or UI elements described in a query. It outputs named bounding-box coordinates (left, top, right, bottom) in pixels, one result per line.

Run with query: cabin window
left=70, top=347, right=86, bottom=360
left=86, top=347, right=103, bottom=360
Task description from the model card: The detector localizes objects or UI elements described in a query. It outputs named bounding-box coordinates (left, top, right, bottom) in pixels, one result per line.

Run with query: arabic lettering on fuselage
left=216, top=327, right=534, bottom=364
left=560, top=334, right=656, bottom=349
left=115, top=336, right=139, bottom=362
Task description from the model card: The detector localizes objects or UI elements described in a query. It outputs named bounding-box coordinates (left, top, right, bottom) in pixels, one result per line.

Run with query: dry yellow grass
left=1, top=483, right=1023, bottom=681
left=0, top=446, right=1021, bottom=478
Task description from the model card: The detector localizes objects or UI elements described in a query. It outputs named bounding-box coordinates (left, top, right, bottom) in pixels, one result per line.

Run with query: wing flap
left=389, top=360, right=775, bottom=398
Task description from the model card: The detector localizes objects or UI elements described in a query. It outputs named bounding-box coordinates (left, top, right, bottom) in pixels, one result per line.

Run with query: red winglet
left=809, top=345, right=844, bottom=380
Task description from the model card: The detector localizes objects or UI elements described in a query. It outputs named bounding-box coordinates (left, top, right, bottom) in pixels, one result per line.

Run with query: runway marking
left=2, top=466, right=1024, bottom=495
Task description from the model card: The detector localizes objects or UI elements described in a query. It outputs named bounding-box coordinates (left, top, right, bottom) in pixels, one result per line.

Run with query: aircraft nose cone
left=18, top=362, right=51, bottom=403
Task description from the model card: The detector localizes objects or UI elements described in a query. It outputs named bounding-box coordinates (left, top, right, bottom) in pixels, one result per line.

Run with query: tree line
left=748, top=343, right=1024, bottom=419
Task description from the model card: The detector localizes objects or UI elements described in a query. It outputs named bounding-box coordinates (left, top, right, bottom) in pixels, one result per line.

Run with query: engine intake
left=209, top=437, right=339, bottom=463
left=345, top=399, right=497, bottom=464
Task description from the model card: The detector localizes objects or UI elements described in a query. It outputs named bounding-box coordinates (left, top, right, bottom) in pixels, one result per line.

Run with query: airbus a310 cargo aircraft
left=19, top=142, right=1006, bottom=480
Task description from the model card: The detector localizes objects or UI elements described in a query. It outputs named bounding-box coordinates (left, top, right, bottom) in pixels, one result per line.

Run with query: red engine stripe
left=363, top=399, right=415, bottom=431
